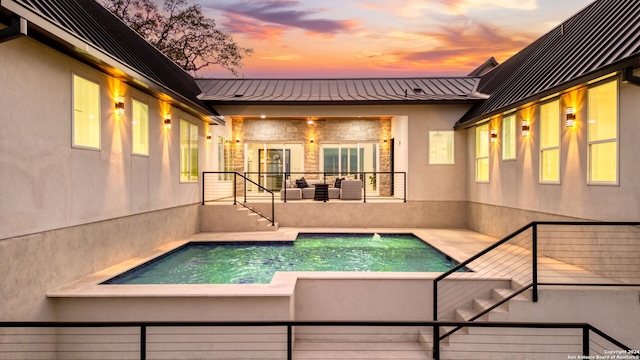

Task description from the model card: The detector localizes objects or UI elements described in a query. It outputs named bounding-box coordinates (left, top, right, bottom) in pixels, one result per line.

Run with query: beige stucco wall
left=0, top=37, right=212, bottom=240
left=213, top=104, right=472, bottom=202
left=466, top=75, right=640, bottom=232
left=0, top=204, right=199, bottom=321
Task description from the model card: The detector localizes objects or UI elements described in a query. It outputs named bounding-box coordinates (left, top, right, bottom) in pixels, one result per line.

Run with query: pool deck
left=48, top=226, right=611, bottom=299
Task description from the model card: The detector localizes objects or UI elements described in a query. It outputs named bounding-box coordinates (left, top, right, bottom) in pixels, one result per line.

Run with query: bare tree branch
left=98, top=0, right=253, bottom=77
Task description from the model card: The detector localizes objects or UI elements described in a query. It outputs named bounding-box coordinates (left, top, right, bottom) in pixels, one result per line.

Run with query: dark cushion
left=296, top=177, right=309, bottom=188
left=334, top=177, right=345, bottom=188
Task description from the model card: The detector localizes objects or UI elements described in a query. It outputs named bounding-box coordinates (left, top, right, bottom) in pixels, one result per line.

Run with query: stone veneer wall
left=231, top=118, right=392, bottom=194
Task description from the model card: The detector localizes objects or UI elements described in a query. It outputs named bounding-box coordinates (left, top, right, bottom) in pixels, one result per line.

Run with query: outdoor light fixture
left=310, top=138, right=314, bottom=144
left=522, top=120, right=530, bottom=137
left=260, top=114, right=266, bottom=119
left=383, top=138, right=388, bottom=144
left=566, top=107, right=576, bottom=127
left=163, top=116, right=171, bottom=130
left=235, top=138, right=240, bottom=144
left=490, top=129, right=498, bottom=143
left=115, top=96, right=125, bottom=117
left=206, top=133, right=212, bottom=143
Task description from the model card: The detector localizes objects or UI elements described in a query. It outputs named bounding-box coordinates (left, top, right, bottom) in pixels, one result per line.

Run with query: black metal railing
left=202, top=172, right=274, bottom=226
left=243, top=171, right=407, bottom=203
left=433, top=222, right=640, bottom=341
left=0, top=320, right=632, bottom=360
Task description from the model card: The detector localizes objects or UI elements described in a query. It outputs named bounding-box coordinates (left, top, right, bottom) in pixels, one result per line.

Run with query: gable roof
left=467, top=57, right=498, bottom=77
left=457, top=0, right=640, bottom=128
left=196, top=78, right=486, bottom=105
left=0, top=0, right=216, bottom=121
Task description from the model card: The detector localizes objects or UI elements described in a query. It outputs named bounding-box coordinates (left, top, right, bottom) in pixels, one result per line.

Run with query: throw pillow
left=334, top=177, right=345, bottom=188
left=296, top=177, right=309, bottom=188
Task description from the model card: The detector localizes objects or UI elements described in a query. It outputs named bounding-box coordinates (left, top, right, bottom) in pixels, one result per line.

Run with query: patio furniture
left=340, top=180, right=362, bottom=200
left=313, top=183, right=329, bottom=202
left=280, top=188, right=302, bottom=200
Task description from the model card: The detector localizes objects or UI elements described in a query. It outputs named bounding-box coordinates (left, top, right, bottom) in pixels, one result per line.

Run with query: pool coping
left=47, top=227, right=500, bottom=298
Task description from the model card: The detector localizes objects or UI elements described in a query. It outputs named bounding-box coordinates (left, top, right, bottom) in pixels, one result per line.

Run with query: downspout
left=0, top=13, right=27, bottom=44
left=622, top=66, right=640, bottom=87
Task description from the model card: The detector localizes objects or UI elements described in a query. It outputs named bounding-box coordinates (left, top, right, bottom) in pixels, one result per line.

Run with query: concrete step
left=292, top=340, right=430, bottom=359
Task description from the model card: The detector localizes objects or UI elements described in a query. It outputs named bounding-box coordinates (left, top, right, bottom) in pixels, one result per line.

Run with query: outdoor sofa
left=280, top=178, right=362, bottom=201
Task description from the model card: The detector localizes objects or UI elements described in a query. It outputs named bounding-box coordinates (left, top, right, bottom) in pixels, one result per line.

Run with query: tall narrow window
left=476, top=124, right=489, bottom=182
left=180, top=120, right=198, bottom=182
left=72, top=75, right=100, bottom=149
left=540, top=100, right=560, bottom=183
left=132, top=99, right=148, bottom=155
left=588, top=80, right=617, bottom=184
left=218, top=136, right=232, bottom=180
left=502, top=114, right=516, bottom=160
left=429, top=131, right=454, bottom=164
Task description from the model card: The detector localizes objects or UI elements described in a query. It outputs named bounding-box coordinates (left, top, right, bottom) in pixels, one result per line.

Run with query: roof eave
left=455, top=55, right=640, bottom=130
left=203, top=99, right=486, bottom=107
left=2, top=0, right=218, bottom=124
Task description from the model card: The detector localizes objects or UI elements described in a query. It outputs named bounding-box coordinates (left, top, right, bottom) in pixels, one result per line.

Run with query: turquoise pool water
left=103, top=233, right=465, bottom=285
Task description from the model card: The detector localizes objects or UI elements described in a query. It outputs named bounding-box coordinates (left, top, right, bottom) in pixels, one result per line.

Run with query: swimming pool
left=103, top=233, right=466, bottom=285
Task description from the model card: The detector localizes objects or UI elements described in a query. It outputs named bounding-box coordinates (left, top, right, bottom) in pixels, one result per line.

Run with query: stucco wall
left=466, top=75, right=640, bottom=227
left=0, top=204, right=199, bottom=321
left=213, top=104, right=472, bottom=202
left=0, top=37, right=210, bottom=240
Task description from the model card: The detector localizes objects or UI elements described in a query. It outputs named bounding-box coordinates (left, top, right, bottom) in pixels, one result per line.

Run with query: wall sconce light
left=383, top=138, right=388, bottom=144
left=522, top=120, right=530, bottom=137
left=235, top=138, right=240, bottom=144
left=115, top=96, right=125, bottom=117
left=566, top=107, right=576, bottom=127
left=307, top=118, right=314, bottom=124
left=163, top=116, right=171, bottom=130
left=206, top=133, right=212, bottom=143
left=490, top=129, right=498, bottom=143
left=310, top=138, right=314, bottom=144
left=260, top=114, right=266, bottom=119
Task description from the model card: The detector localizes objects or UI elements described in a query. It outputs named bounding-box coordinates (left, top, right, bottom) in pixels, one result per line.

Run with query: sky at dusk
left=195, top=0, right=593, bottom=79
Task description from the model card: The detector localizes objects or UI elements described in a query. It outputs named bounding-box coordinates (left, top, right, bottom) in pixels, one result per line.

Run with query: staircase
left=199, top=204, right=279, bottom=232
left=423, top=281, right=589, bottom=360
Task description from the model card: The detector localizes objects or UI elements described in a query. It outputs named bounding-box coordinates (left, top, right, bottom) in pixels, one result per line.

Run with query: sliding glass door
left=321, top=142, right=378, bottom=194
left=245, top=142, right=304, bottom=191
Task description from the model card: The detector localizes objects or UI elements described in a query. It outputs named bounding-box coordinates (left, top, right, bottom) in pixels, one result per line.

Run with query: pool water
left=103, top=233, right=466, bottom=285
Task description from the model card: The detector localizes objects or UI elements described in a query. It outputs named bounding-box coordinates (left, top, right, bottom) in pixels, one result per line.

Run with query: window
left=132, top=99, right=148, bottom=155
left=476, top=124, right=489, bottom=182
left=588, top=80, right=618, bottom=184
left=218, top=136, right=233, bottom=180
left=429, top=131, right=454, bottom=164
left=540, top=100, right=560, bottom=183
left=72, top=75, right=100, bottom=148
left=502, top=114, right=516, bottom=160
left=180, top=120, right=198, bottom=182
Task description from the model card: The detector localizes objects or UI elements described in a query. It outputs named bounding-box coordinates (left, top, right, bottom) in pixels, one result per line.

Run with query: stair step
left=492, top=287, right=531, bottom=302
left=293, top=341, right=430, bottom=359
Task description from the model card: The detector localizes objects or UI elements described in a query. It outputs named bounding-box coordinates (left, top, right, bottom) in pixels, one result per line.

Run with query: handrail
left=0, top=320, right=631, bottom=360
left=202, top=171, right=275, bottom=226
left=433, top=221, right=640, bottom=345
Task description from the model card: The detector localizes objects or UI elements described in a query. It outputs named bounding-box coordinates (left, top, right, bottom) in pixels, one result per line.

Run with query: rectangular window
left=588, top=80, right=618, bottom=184
left=429, top=131, right=454, bottom=164
left=502, top=114, right=516, bottom=160
left=476, top=124, right=489, bottom=182
left=132, top=99, right=149, bottom=155
left=540, top=100, right=560, bottom=183
left=180, top=120, right=198, bottom=182
left=72, top=75, right=100, bottom=149
left=218, top=136, right=233, bottom=180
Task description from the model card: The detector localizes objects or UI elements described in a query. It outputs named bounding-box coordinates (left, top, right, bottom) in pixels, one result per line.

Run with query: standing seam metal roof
left=458, top=0, right=640, bottom=126
left=196, top=78, right=484, bottom=103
